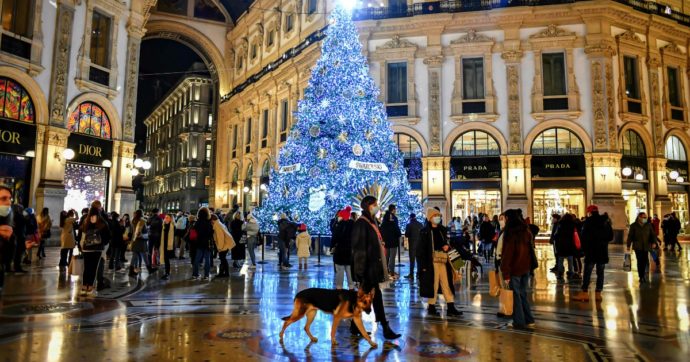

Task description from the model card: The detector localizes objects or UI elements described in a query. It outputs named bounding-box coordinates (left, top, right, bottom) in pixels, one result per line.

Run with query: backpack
left=82, top=227, right=102, bottom=250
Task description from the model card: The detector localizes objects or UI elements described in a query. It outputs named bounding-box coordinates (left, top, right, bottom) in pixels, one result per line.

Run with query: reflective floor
left=0, top=243, right=689, bottom=361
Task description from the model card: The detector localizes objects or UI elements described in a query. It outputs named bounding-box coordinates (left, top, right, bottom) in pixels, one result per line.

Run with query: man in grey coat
left=404, top=213, right=423, bottom=279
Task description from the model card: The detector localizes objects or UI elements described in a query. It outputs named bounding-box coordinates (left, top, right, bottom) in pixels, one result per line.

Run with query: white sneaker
left=201, top=276, right=210, bottom=281
left=250, top=264, right=256, bottom=269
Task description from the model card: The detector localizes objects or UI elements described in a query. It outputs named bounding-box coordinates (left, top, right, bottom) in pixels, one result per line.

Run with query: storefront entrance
left=670, top=192, right=688, bottom=232
left=64, top=132, right=113, bottom=211
left=451, top=190, right=501, bottom=220
left=532, top=188, right=585, bottom=233
left=623, top=189, right=648, bottom=225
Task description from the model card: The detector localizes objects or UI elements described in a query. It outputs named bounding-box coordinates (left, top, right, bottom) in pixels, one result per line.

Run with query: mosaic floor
left=0, top=243, right=688, bottom=361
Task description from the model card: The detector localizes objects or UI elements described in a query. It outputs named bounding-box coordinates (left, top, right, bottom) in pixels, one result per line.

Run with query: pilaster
left=122, top=16, right=146, bottom=142
left=48, top=3, right=76, bottom=126
left=590, top=152, right=627, bottom=237
left=112, top=140, right=136, bottom=213
left=424, top=55, right=444, bottom=155
left=585, top=41, right=617, bottom=151
left=502, top=49, right=524, bottom=154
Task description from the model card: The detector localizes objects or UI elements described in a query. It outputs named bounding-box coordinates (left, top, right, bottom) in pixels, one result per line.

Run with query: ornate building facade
left=142, top=77, right=214, bottom=212
left=213, top=0, right=690, bottom=237
left=0, top=0, right=159, bottom=223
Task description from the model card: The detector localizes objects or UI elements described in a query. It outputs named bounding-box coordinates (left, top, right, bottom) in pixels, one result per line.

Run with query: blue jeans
left=132, top=251, right=149, bottom=270
left=556, top=256, right=574, bottom=277
left=582, top=262, right=605, bottom=292
left=510, top=274, right=534, bottom=327
left=247, top=236, right=257, bottom=265
left=278, top=239, right=289, bottom=267
left=193, top=248, right=211, bottom=277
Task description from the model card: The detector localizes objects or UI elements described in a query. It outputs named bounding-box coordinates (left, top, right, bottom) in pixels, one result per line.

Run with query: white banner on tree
left=279, top=163, right=301, bottom=174
left=348, top=160, right=389, bottom=172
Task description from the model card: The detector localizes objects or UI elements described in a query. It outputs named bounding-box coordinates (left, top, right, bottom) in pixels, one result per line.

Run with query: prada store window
left=533, top=189, right=584, bottom=234
left=665, top=136, right=689, bottom=232
left=0, top=77, right=37, bottom=206
left=63, top=102, right=114, bottom=211
left=451, top=190, right=501, bottom=220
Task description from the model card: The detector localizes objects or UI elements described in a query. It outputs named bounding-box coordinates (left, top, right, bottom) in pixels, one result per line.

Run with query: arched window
left=261, top=159, right=271, bottom=176
left=622, top=130, right=646, bottom=157
left=246, top=163, right=254, bottom=181
left=531, top=128, right=583, bottom=155
left=0, top=77, right=35, bottom=123
left=394, top=133, right=422, bottom=181
left=231, top=166, right=239, bottom=184
left=68, top=102, right=112, bottom=139
left=665, top=136, right=687, bottom=161
left=451, top=130, right=500, bottom=157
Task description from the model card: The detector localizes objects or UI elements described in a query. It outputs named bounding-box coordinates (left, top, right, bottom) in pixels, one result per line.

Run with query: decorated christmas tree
left=253, top=4, right=421, bottom=234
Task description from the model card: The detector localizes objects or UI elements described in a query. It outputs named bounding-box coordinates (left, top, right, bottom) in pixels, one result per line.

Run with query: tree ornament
left=372, top=116, right=381, bottom=124
left=309, top=166, right=320, bottom=178
left=365, top=130, right=373, bottom=141
left=329, top=160, right=338, bottom=170
left=317, top=148, right=328, bottom=159
left=357, top=88, right=365, bottom=97
left=352, top=143, right=363, bottom=156
left=291, top=130, right=301, bottom=139
left=309, top=125, right=321, bottom=137
left=338, top=131, right=348, bottom=143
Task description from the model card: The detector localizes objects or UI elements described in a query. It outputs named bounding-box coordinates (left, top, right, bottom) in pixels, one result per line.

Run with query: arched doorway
left=64, top=101, right=114, bottom=212
left=621, top=130, right=649, bottom=224
left=393, top=133, right=422, bottom=203
left=665, top=135, right=689, bottom=229
left=449, top=130, right=502, bottom=220
left=530, top=127, right=586, bottom=233
left=0, top=76, right=37, bottom=206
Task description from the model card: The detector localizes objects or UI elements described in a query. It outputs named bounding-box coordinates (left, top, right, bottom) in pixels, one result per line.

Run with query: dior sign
left=67, top=133, right=113, bottom=166
left=0, top=118, right=36, bottom=156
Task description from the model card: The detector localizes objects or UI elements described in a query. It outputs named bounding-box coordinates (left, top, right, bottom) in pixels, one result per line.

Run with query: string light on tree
left=253, top=3, right=421, bottom=233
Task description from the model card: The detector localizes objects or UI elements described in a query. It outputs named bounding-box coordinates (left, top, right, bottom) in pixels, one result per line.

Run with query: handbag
left=573, top=230, right=581, bottom=250
left=623, top=252, right=632, bottom=271
left=70, top=254, right=84, bottom=276
left=82, top=228, right=102, bottom=250
left=489, top=271, right=501, bottom=297
left=189, top=228, right=198, bottom=242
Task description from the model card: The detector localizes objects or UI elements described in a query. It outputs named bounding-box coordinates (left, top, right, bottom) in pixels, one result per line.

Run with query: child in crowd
left=296, top=224, right=311, bottom=270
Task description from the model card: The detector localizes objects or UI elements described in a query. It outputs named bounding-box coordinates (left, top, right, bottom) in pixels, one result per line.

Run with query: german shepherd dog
left=279, top=288, right=377, bottom=348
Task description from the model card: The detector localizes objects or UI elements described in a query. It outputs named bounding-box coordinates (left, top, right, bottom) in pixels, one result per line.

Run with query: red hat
left=338, top=206, right=352, bottom=220
left=298, top=223, right=307, bottom=232
left=586, top=205, right=599, bottom=214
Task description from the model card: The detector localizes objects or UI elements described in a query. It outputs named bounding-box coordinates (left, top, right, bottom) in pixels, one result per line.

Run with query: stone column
left=504, top=155, right=529, bottom=212
left=649, top=157, right=673, bottom=218
left=48, top=2, right=75, bottom=126
left=35, top=127, right=70, bottom=222
left=111, top=140, right=136, bottom=214
left=590, top=153, right=627, bottom=242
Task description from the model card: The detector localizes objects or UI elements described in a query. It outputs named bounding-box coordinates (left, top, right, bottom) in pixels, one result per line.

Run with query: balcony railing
left=352, top=0, right=690, bottom=27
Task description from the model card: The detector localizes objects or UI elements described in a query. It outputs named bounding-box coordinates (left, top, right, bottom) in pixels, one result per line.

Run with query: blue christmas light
left=254, top=4, right=422, bottom=234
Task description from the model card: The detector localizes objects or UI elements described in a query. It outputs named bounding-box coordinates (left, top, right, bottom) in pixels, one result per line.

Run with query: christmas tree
left=254, top=4, right=421, bottom=234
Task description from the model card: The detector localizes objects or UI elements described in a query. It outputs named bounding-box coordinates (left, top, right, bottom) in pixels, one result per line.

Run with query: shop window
left=280, top=99, right=289, bottom=142
left=531, top=128, right=582, bottom=155
left=394, top=133, right=422, bottom=180
left=451, top=190, right=501, bottom=220
left=67, top=102, right=112, bottom=139
left=462, top=58, right=485, bottom=113
left=261, top=109, right=269, bottom=148
left=542, top=53, right=568, bottom=110
left=533, top=189, right=584, bottom=233
left=0, top=77, right=34, bottom=123
left=451, top=130, right=499, bottom=157
left=0, top=0, right=33, bottom=59
left=387, top=62, right=408, bottom=116
left=64, top=163, right=108, bottom=212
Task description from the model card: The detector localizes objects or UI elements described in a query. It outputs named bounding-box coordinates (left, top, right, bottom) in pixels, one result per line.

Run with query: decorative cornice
left=450, top=30, right=493, bottom=44
left=423, top=55, right=444, bottom=67
left=501, top=50, right=523, bottom=63
left=377, top=35, right=417, bottom=50
left=529, top=24, right=575, bottom=39
left=584, top=43, right=616, bottom=57
left=661, top=43, right=685, bottom=57
left=616, top=30, right=645, bottom=45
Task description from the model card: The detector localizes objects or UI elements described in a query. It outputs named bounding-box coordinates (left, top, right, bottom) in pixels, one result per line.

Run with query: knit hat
left=338, top=206, right=352, bottom=220
left=586, top=205, right=599, bottom=214
left=298, top=223, right=307, bottom=232
left=426, top=207, right=441, bottom=221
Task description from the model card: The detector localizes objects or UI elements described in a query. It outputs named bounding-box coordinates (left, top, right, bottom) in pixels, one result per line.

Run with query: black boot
left=427, top=304, right=439, bottom=316
left=380, top=321, right=401, bottom=339
left=446, top=303, right=463, bottom=317
left=350, top=320, right=370, bottom=336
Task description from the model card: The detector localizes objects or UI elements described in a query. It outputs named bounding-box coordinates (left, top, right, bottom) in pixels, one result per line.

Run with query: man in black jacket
left=277, top=213, right=294, bottom=269
left=573, top=205, right=613, bottom=302
left=404, top=213, right=423, bottom=279
left=479, top=215, right=496, bottom=260
left=380, top=204, right=401, bottom=278
left=148, top=208, right=163, bottom=267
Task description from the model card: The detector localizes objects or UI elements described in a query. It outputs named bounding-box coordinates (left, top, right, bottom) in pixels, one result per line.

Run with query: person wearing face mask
left=159, top=214, right=176, bottom=280
left=78, top=206, right=111, bottom=296
left=380, top=204, right=402, bottom=279
left=417, top=208, right=463, bottom=317
left=350, top=195, right=401, bottom=340
left=0, top=186, right=16, bottom=290
left=626, top=212, right=657, bottom=284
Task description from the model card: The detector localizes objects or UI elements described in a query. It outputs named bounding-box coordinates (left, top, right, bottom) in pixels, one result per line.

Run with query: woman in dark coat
left=191, top=208, right=214, bottom=280
left=108, top=212, right=124, bottom=271
left=229, top=212, right=245, bottom=268
left=78, top=206, right=111, bottom=296
left=332, top=207, right=354, bottom=289
left=553, top=213, right=578, bottom=282
left=350, top=195, right=401, bottom=340
left=417, top=208, right=462, bottom=317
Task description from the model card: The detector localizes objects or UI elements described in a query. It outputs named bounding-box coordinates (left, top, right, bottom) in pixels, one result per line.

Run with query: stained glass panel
left=68, top=102, right=112, bottom=139
left=0, top=77, right=35, bottom=123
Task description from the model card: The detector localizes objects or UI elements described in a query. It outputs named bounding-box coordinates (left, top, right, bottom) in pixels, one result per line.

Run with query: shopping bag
left=489, top=271, right=501, bottom=297
left=498, top=287, right=513, bottom=316
left=623, top=252, right=632, bottom=272
left=71, top=255, right=84, bottom=276
left=447, top=248, right=466, bottom=272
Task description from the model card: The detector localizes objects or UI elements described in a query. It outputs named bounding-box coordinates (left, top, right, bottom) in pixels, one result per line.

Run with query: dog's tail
left=281, top=315, right=290, bottom=321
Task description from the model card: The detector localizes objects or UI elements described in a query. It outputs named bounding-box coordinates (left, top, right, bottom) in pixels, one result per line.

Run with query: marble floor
left=0, top=243, right=688, bottom=362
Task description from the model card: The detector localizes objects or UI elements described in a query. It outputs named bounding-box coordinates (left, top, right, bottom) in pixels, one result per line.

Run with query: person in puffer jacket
left=212, top=214, right=235, bottom=279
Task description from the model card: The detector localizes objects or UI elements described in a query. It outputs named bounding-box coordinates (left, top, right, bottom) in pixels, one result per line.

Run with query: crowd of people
left=0, top=181, right=683, bottom=334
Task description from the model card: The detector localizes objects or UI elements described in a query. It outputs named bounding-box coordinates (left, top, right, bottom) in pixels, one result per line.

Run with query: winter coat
left=109, top=219, right=125, bottom=250
left=627, top=221, right=656, bottom=252
left=212, top=221, right=236, bottom=252
left=580, top=213, right=613, bottom=264
left=417, top=224, right=455, bottom=299
left=60, top=217, right=77, bottom=249
left=148, top=214, right=163, bottom=243
left=38, top=217, right=52, bottom=239
left=296, top=232, right=311, bottom=258
left=130, top=219, right=148, bottom=253
left=243, top=219, right=259, bottom=237
left=404, top=218, right=423, bottom=251
left=332, top=219, right=354, bottom=265
left=278, top=219, right=291, bottom=241
left=380, top=211, right=401, bottom=248
left=230, top=219, right=245, bottom=260
left=191, top=219, right=214, bottom=250
left=79, top=217, right=111, bottom=253
left=553, top=219, right=578, bottom=257
left=479, top=221, right=495, bottom=242
left=351, top=215, right=386, bottom=288
left=500, top=223, right=533, bottom=279
left=159, top=223, right=175, bottom=256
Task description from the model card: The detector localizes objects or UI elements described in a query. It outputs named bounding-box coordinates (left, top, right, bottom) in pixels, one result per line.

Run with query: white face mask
left=369, top=206, right=380, bottom=216
left=431, top=216, right=442, bottom=225
left=0, top=205, right=10, bottom=217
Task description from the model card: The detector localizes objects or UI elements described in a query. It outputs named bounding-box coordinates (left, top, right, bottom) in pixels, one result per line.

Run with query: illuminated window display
left=670, top=192, right=689, bottom=232
left=64, top=163, right=108, bottom=212
left=451, top=190, right=501, bottom=220
left=622, top=189, right=647, bottom=225
left=533, top=189, right=584, bottom=234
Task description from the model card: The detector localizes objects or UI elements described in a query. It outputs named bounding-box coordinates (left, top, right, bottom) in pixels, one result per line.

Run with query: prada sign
left=451, top=157, right=501, bottom=179
left=67, top=133, right=113, bottom=166
left=0, top=118, right=36, bottom=156
left=531, top=156, right=585, bottom=178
